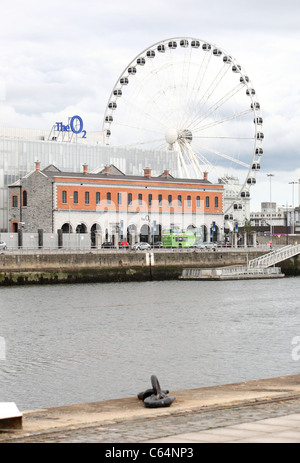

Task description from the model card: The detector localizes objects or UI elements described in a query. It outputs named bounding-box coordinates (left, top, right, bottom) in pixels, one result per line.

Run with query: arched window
left=22, top=190, right=28, bottom=207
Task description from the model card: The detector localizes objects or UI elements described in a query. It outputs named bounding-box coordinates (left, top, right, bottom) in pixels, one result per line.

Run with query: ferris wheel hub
left=165, top=128, right=178, bottom=145
left=178, top=129, right=193, bottom=144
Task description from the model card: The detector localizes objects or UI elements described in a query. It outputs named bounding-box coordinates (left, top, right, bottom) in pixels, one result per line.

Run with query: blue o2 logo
left=56, top=115, right=87, bottom=138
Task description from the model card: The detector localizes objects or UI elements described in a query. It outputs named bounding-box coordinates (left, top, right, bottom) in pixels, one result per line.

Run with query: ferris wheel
left=102, top=37, right=263, bottom=214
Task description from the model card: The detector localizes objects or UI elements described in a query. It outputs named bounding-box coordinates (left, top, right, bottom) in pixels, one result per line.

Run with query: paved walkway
left=1, top=375, right=300, bottom=443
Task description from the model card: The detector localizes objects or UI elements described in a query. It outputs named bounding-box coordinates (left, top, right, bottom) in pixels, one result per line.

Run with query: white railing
left=181, top=266, right=282, bottom=278
left=248, top=244, right=300, bottom=268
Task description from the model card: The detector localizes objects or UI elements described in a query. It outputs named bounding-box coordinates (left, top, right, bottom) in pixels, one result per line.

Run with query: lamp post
left=267, top=174, right=274, bottom=244
left=282, top=203, right=292, bottom=245
left=289, top=181, right=297, bottom=235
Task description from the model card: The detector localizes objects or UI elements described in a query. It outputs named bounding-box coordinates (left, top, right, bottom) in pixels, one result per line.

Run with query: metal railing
left=182, top=266, right=282, bottom=278
left=248, top=244, right=300, bottom=268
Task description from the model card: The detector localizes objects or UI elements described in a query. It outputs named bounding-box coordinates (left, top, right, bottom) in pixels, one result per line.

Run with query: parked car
left=101, top=241, right=114, bottom=248
left=152, top=241, right=163, bottom=248
left=0, top=241, right=7, bottom=250
left=131, top=242, right=151, bottom=251
left=140, top=242, right=151, bottom=250
left=221, top=241, right=232, bottom=248
left=194, top=242, right=216, bottom=250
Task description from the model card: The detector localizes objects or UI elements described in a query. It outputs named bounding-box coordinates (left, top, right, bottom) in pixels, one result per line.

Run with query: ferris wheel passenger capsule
left=146, top=50, right=155, bottom=58
left=234, top=203, right=242, bottom=210
left=108, top=102, right=117, bottom=109
left=247, top=178, right=256, bottom=184
left=106, top=130, right=111, bottom=137
left=113, top=89, right=122, bottom=96
left=213, top=48, right=222, bottom=56
left=251, top=102, right=260, bottom=110
left=191, top=40, right=200, bottom=48
left=105, top=115, right=113, bottom=123
left=255, top=147, right=263, bottom=155
left=240, top=76, right=249, bottom=83
left=180, top=39, right=189, bottom=47
left=232, top=64, right=241, bottom=72
left=120, top=77, right=129, bottom=85
left=137, top=58, right=145, bottom=65
left=252, top=162, right=261, bottom=170
left=168, top=41, right=177, bottom=49
left=223, top=55, right=232, bottom=63
left=256, top=132, right=264, bottom=140
left=128, top=67, right=137, bottom=75
left=246, top=88, right=256, bottom=96
left=254, top=117, right=263, bottom=125
left=157, top=44, right=165, bottom=52
left=202, top=43, right=211, bottom=50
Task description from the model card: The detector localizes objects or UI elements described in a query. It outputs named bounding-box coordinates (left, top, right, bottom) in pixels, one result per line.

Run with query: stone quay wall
left=0, top=250, right=299, bottom=285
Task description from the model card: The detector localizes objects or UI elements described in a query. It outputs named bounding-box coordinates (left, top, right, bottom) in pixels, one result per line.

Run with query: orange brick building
left=9, top=162, right=224, bottom=244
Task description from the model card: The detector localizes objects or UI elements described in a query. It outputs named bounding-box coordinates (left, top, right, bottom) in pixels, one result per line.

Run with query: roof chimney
left=82, top=163, right=88, bottom=174
left=104, top=165, right=110, bottom=175
left=163, top=169, right=170, bottom=179
left=35, top=160, right=41, bottom=172
left=204, top=171, right=208, bottom=181
left=144, top=167, right=151, bottom=179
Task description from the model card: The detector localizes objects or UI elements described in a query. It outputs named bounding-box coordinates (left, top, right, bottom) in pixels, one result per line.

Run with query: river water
left=0, top=277, right=300, bottom=411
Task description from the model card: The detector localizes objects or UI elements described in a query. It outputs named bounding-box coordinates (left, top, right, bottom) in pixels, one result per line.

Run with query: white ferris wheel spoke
left=179, top=50, right=212, bottom=129
left=182, top=61, right=232, bottom=130
left=195, top=108, right=253, bottom=133
left=195, top=143, right=251, bottom=169
left=188, top=83, right=244, bottom=132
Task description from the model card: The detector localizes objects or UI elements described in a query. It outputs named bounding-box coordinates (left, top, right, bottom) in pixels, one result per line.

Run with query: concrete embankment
left=1, top=375, right=300, bottom=439
left=0, top=249, right=299, bottom=285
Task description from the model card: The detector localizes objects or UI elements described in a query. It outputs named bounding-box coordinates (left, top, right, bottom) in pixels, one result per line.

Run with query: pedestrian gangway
left=248, top=244, right=300, bottom=269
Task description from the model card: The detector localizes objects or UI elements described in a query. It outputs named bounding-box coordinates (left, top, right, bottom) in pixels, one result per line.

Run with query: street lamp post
left=267, top=174, right=274, bottom=244
left=289, top=181, right=297, bottom=235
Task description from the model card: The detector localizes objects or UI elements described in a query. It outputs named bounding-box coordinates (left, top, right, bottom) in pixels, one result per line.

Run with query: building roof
left=41, top=164, right=213, bottom=185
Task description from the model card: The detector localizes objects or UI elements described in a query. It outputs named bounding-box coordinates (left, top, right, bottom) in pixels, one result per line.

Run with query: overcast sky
left=0, top=0, right=299, bottom=210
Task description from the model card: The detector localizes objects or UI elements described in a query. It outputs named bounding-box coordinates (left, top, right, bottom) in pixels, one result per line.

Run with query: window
left=206, top=196, right=210, bottom=208
left=62, top=190, right=67, bottom=204
left=196, top=196, right=200, bottom=208
left=187, top=195, right=191, bottom=207
left=148, top=194, right=152, bottom=207
left=96, top=192, right=100, bottom=205
left=138, top=193, right=143, bottom=206
left=168, top=195, right=172, bottom=206
left=158, top=194, right=162, bottom=207
left=178, top=195, right=182, bottom=207
left=22, top=190, right=28, bottom=207
left=12, top=195, right=18, bottom=207
left=107, top=192, right=111, bottom=205
left=118, top=192, right=122, bottom=206
left=74, top=191, right=78, bottom=204
left=85, top=191, right=90, bottom=205
left=215, top=196, right=219, bottom=208
left=128, top=193, right=132, bottom=206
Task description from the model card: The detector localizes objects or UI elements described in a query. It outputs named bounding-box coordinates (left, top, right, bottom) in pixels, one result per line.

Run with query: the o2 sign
left=56, top=115, right=87, bottom=138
